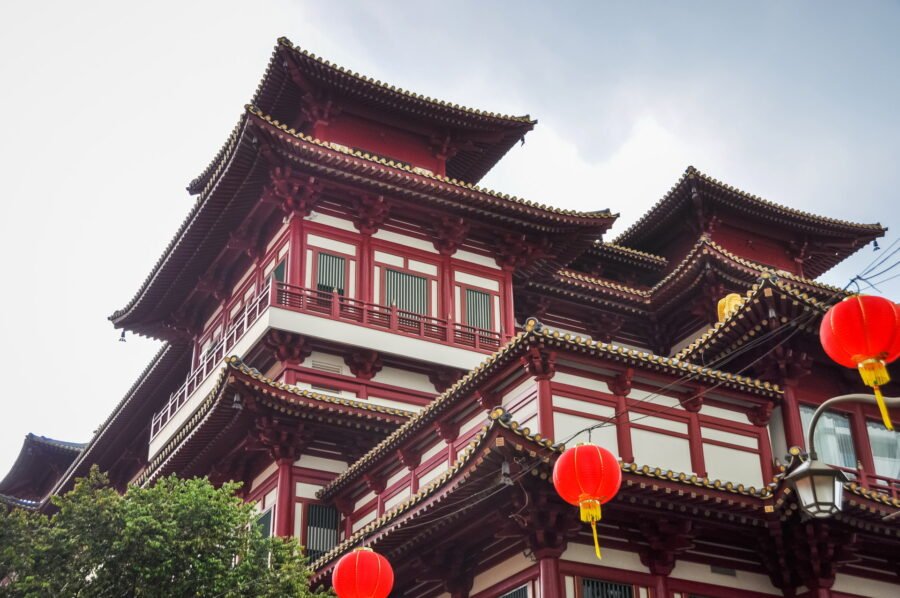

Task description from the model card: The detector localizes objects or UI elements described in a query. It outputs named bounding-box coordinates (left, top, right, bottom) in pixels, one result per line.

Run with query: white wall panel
left=669, top=561, right=778, bottom=595
left=373, top=230, right=438, bottom=253
left=563, top=544, right=647, bottom=571
left=701, top=427, right=758, bottom=449
left=307, top=234, right=356, bottom=255
left=310, top=213, right=357, bottom=232
left=421, top=441, right=447, bottom=462
left=704, top=444, right=763, bottom=487
left=409, top=259, right=438, bottom=276
left=454, top=249, right=500, bottom=270
left=295, top=482, right=323, bottom=500
left=553, top=412, right=617, bottom=448
left=553, top=395, right=615, bottom=418
left=469, top=554, right=534, bottom=595
left=632, top=429, right=692, bottom=474
left=374, top=250, right=404, bottom=267
left=383, top=486, right=412, bottom=512
left=370, top=366, right=434, bottom=393
left=352, top=509, right=377, bottom=532
left=418, top=460, right=449, bottom=488
left=294, top=454, right=347, bottom=473
left=454, top=271, right=500, bottom=292
left=554, top=372, right=610, bottom=393
left=833, top=573, right=900, bottom=598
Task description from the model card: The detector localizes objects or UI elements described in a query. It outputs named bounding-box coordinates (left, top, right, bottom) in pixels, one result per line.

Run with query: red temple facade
left=2, top=37, right=898, bottom=598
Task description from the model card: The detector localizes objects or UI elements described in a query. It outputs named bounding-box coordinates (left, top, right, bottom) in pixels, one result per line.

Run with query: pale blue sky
left=0, top=1, right=896, bottom=475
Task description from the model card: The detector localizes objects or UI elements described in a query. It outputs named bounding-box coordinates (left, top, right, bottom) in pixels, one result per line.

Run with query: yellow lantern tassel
left=858, top=359, right=893, bottom=430
left=579, top=499, right=602, bottom=559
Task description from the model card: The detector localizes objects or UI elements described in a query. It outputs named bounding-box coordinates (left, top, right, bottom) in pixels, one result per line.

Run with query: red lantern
left=332, top=547, right=394, bottom=598
left=820, top=295, right=900, bottom=430
left=552, top=443, right=622, bottom=559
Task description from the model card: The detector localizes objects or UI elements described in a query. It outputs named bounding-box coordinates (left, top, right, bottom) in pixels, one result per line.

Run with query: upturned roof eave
left=189, top=37, right=537, bottom=194
left=318, top=320, right=781, bottom=500
left=614, top=166, right=886, bottom=249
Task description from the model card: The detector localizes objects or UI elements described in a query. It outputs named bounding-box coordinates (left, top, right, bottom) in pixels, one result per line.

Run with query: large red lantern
left=820, top=295, right=900, bottom=430
left=332, top=547, right=394, bottom=598
left=552, top=443, right=622, bottom=559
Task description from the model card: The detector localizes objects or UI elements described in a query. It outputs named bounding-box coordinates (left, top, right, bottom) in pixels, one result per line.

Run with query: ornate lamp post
left=786, top=393, right=899, bottom=518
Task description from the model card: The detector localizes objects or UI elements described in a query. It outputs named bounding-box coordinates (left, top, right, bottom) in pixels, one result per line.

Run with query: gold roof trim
left=249, top=106, right=615, bottom=221
left=278, top=37, right=535, bottom=125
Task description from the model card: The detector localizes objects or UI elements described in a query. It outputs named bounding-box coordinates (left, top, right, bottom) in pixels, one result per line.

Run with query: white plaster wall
left=421, top=440, right=448, bottom=463
left=459, top=411, right=489, bottom=438
left=470, top=554, right=534, bottom=595
left=309, top=213, right=356, bottom=232
left=553, top=372, right=610, bottom=394
left=418, top=459, right=449, bottom=488
left=701, top=427, right=758, bottom=449
left=668, top=560, right=779, bottom=595
left=631, top=429, right=693, bottom=474
left=703, top=444, right=763, bottom=487
left=563, top=544, right=648, bottom=571
left=669, top=324, right=714, bottom=355
left=553, top=411, right=617, bottom=448
left=370, top=365, right=435, bottom=393
left=383, top=486, right=411, bottom=512
left=352, top=509, right=377, bottom=532
left=295, top=454, right=347, bottom=473
left=367, top=395, right=425, bottom=412
left=307, top=234, right=357, bottom=256
left=832, top=573, right=900, bottom=597
left=454, top=271, right=500, bottom=291
left=385, top=467, right=409, bottom=489
left=250, top=461, right=278, bottom=492
left=502, top=379, right=537, bottom=406
left=295, top=482, right=323, bottom=500
left=454, top=249, right=500, bottom=270
left=373, top=229, right=438, bottom=253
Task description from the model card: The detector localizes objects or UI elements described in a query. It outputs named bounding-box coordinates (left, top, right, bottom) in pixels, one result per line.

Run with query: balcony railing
left=272, top=282, right=502, bottom=353
left=150, top=282, right=503, bottom=440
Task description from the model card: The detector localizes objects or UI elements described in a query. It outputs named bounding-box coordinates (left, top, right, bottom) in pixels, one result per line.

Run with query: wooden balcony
left=150, top=282, right=503, bottom=440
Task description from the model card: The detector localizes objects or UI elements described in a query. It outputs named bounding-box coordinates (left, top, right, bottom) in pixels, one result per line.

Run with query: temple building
left=3, top=37, right=898, bottom=598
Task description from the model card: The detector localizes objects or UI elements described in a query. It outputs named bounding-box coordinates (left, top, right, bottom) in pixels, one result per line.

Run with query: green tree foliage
left=0, top=467, right=323, bottom=597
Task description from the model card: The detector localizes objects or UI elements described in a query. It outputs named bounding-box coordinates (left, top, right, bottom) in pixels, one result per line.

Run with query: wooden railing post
left=389, top=304, right=398, bottom=331
left=331, top=288, right=340, bottom=318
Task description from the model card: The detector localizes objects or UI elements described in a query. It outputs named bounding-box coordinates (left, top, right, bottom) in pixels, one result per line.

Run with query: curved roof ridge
left=276, top=37, right=535, bottom=125
left=249, top=107, right=615, bottom=221
left=615, top=165, right=885, bottom=245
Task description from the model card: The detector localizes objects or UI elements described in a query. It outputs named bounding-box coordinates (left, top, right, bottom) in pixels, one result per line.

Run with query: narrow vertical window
left=498, top=586, right=528, bottom=598
left=800, top=405, right=856, bottom=469
left=316, top=253, right=346, bottom=295
left=465, top=289, right=492, bottom=330
left=256, top=508, right=273, bottom=539
left=306, top=504, right=340, bottom=561
left=867, top=420, right=900, bottom=479
left=385, top=269, right=428, bottom=314
left=269, top=260, right=287, bottom=284
left=581, top=577, right=634, bottom=598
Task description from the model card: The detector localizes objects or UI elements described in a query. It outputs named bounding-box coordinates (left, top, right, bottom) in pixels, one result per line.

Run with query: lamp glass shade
left=789, top=460, right=847, bottom=518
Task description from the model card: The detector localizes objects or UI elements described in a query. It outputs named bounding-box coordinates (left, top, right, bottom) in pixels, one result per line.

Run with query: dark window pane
left=385, top=269, right=428, bottom=315
left=465, top=289, right=492, bottom=330
left=256, top=509, right=273, bottom=539
left=316, top=253, right=345, bottom=295
left=306, top=504, right=340, bottom=561
left=582, top=577, right=633, bottom=598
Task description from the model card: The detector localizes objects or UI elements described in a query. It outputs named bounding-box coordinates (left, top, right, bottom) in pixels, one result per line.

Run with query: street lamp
left=785, top=393, right=899, bottom=519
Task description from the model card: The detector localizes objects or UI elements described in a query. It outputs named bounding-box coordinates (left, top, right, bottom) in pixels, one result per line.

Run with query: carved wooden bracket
left=344, top=349, right=383, bottom=380
left=363, top=472, right=386, bottom=494
left=261, top=166, right=323, bottom=217
left=434, top=419, right=460, bottom=443
left=265, top=331, right=312, bottom=365
left=637, top=519, right=695, bottom=576
left=678, top=385, right=706, bottom=413
left=747, top=401, right=774, bottom=427
left=432, top=216, right=469, bottom=255
left=253, top=416, right=310, bottom=461
left=353, top=194, right=390, bottom=235
left=397, top=447, right=421, bottom=470
left=334, top=495, right=355, bottom=517
left=475, top=389, right=501, bottom=410
left=494, top=233, right=553, bottom=272
left=521, top=346, right=556, bottom=381
left=588, top=312, right=625, bottom=344
left=429, top=367, right=464, bottom=393
left=607, top=368, right=634, bottom=397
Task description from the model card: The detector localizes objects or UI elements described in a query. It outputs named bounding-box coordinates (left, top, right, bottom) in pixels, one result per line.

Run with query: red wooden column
left=522, top=347, right=557, bottom=439
left=288, top=215, right=304, bottom=288
left=274, top=457, right=295, bottom=537
left=608, top=369, right=634, bottom=463
left=502, top=270, right=516, bottom=340
left=782, top=382, right=806, bottom=449
left=849, top=403, right=876, bottom=488
left=538, top=555, right=562, bottom=598
left=359, top=233, right=372, bottom=303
